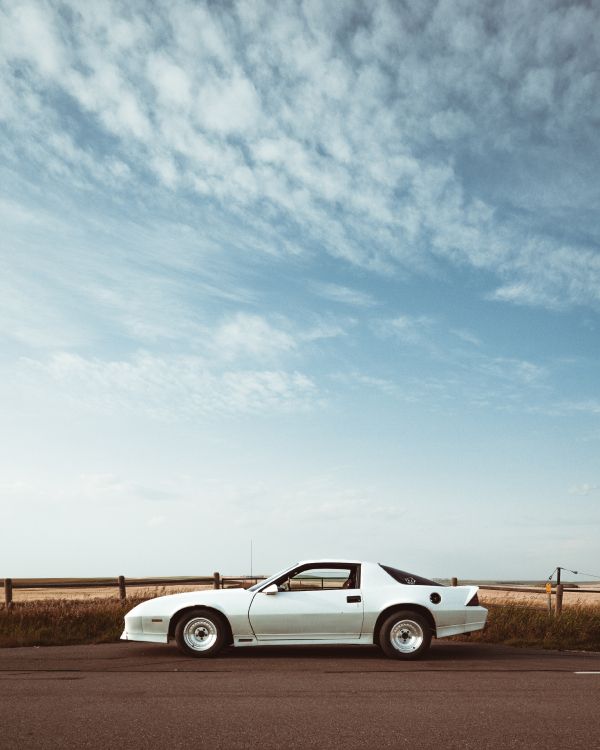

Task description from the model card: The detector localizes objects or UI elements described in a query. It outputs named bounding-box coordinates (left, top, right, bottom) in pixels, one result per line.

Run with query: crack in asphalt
left=0, top=667, right=589, bottom=675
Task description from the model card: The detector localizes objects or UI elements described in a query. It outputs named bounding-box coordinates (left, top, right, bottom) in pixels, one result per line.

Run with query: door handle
left=346, top=595, right=361, bottom=603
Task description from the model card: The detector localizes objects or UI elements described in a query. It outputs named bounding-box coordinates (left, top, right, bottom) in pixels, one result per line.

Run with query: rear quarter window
left=379, top=564, right=444, bottom=587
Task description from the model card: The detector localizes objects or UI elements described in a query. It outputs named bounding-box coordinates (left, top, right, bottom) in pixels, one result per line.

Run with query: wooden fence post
left=118, top=576, right=126, bottom=600
left=556, top=584, right=564, bottom=616
left=451, top=577, right=458, bottom=587
left=4, top=578, right=13, bottom=608
left=213, top=571, right=221, bottom=590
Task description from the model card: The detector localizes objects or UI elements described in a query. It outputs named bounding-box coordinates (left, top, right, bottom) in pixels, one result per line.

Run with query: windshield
left=247, top=563, right=296, bottom=592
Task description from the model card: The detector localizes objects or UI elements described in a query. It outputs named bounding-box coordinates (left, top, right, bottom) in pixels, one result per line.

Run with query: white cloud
left=518, top=67, right=555, bottom=114
left=569, top=483, right=599, bottom=497
left=450, top=328, right=481, bottom=346
left=2, top=1, right=599, bottom=311
left=147, top=54, right=192, bottom=108
left=311, top=282, right=376, bottom=307
left=330, top=372, right=402, bottom=399
left=378, top=315, right=435, bottom=345
left=480, top=358, right=547, bottom=385
left=1, top=2, right=65, bottom=76
left=0, top=269, right=87, bottom=349
left=212, top=313, right=296, bottom=361
left=20, top=351, right=319, bottom=418
left=558, top=400, right=600, bottom=417
left=196, top=72, right=261, bottom=135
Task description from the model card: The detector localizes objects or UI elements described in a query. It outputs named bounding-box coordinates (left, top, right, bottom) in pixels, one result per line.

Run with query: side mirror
left=263, top=583, right=279, bottom=595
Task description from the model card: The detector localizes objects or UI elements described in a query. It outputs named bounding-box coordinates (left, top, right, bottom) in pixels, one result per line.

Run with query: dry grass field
left=457, top=601, right=600, bottom=651
left=1, top=582, right=599, bottom=651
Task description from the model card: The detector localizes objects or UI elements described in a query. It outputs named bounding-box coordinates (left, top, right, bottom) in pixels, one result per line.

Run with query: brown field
left=10, top=584, right=214, bottom=603
left=479, top=586, right=600, bottom=609
left=8, top=582, right=600, bottom=608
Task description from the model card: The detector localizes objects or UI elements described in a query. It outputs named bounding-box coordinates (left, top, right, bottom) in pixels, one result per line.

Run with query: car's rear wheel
left=379, top=611, right=432, bottom=660
left=174, top=608, right=227, bottom=657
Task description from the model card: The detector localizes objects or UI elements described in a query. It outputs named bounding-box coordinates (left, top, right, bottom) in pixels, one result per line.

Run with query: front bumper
left=121, top=614, right=169, bottom=643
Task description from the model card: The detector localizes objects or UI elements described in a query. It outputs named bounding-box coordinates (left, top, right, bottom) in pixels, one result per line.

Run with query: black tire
left=379, top=610, right=432, bottom=660
left=174, top=608, right=227, bottom=658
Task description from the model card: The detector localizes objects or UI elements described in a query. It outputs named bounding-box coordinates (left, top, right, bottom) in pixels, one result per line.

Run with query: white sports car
left=122, top=559, right=487, bottom=659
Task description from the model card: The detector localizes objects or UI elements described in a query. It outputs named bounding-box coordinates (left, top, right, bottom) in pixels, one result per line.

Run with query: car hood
left=124, top=588, right=252, bottom=617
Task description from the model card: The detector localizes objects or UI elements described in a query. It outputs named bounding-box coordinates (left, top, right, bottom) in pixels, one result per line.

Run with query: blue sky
left=1, top=0, right=599, bottom=579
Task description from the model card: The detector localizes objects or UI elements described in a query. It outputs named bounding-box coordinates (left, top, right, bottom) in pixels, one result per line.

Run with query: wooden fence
left=454, top=580, right=600, bottom=615
left=1, top=574, right=264, bottom=608
left=2, top=575, right=597, bottom=614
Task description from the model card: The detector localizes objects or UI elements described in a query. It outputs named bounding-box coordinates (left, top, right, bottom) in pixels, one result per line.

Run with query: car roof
left=294, top=559, right=365, bottom=566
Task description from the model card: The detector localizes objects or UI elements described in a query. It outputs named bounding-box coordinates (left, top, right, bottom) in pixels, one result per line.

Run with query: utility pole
left=551, top=566, right=578, bottom=585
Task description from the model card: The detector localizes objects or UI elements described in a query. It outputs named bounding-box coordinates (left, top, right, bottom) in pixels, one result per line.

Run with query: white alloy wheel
left=380, top=610, right=432, bottom=660
left=183, top=617, right=218, bottom=651
left=175, top=608, right=226, bottom=657
left=389, top=619, right=424, bottom=653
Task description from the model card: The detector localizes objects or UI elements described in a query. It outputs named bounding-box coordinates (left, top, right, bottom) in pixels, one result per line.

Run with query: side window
left=279, top=566, right=358, bottom=591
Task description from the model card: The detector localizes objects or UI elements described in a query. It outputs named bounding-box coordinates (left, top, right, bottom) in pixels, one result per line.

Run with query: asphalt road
left=1, top=641, right=599, bottom=749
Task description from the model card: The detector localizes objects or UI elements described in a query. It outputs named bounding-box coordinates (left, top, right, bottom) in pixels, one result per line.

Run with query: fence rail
left=1, top=574, right=265, bottom=607
left=2, top=575, right=598, bottom=611
left=477, top=584, right=600, bottom=594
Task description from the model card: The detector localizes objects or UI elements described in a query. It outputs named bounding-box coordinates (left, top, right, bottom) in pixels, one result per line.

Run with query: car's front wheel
left=174, top=608, right=227, bottom=657
left=379, top=610, right=432, bottom=660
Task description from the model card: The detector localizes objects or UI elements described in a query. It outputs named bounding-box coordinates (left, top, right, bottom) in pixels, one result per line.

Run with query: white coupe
left=121, top=559, right=487, bottom=659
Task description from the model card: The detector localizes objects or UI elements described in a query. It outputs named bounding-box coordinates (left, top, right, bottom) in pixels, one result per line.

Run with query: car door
left=248, top=565, right=364, bottom=641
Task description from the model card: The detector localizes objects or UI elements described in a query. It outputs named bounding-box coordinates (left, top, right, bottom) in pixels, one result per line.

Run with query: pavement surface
left=1, top=640, right=599, bottom=749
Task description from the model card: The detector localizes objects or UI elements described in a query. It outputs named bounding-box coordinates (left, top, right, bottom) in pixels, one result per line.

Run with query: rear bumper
left=436, top=606, right=488, bottom=639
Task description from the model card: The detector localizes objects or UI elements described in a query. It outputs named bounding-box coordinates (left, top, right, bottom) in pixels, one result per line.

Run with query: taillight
left=467, top=592, right=480, bottom=606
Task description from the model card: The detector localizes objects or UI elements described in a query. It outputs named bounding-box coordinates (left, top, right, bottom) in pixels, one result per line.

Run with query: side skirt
left=233, top=636, right=374, bottom=647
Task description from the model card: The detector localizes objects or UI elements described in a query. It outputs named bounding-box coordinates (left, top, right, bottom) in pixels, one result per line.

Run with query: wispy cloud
left=343, top=315, right=554, bottom=415
left=556, top=400, right=600, bottom=417
left=376, top=315, right=436, bottom=345
left=311, top=282, right=376, bottom=308
left=569, top=483, right=599, bottom=497
left=212, top=313, right=296, bottom=362
left=20, top=352, right=320, bottom=419
left=450, top=328, right=481, bottom=347
left=1, top=1, right=599, bottom=311
left=478, top=357, right=547, bottom=385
